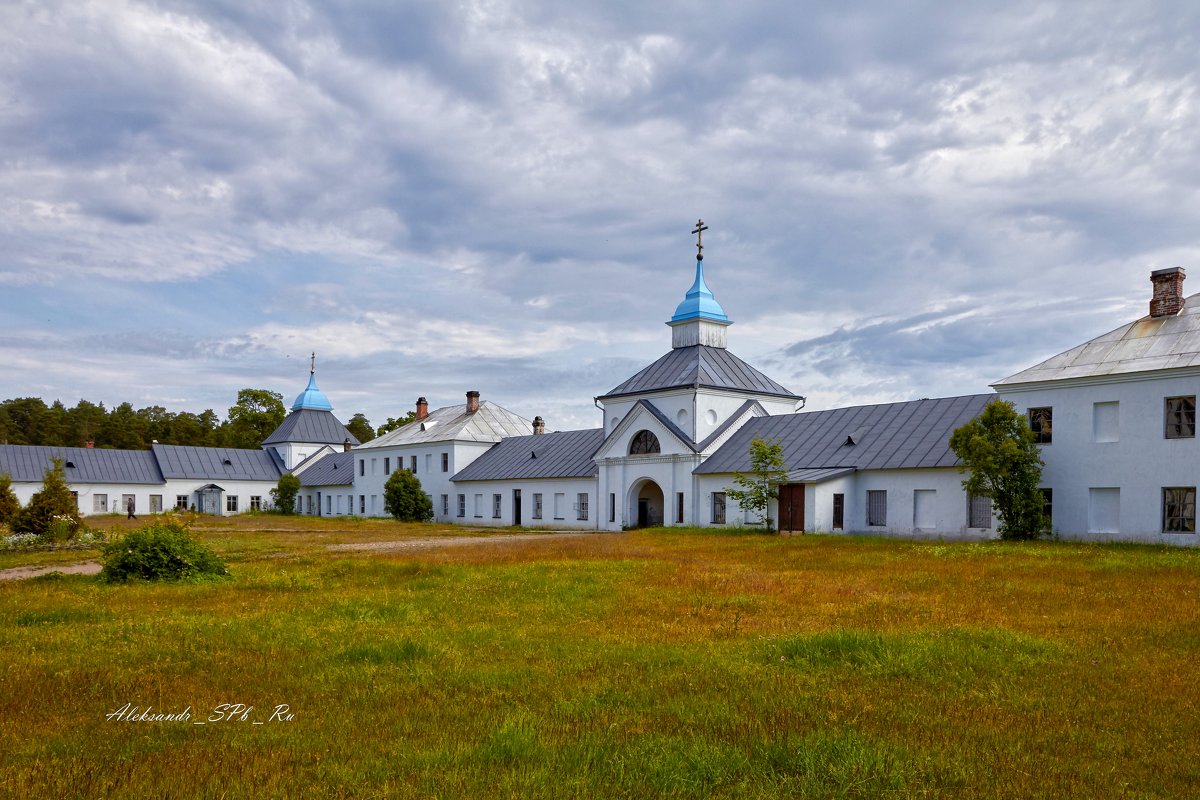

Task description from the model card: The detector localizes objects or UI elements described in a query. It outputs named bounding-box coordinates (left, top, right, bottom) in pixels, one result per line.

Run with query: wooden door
left=779, top=484, right=805, bottom=532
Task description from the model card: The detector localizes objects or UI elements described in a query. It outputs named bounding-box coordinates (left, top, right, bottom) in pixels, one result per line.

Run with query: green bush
left=11, top=459, right=81, bottom=539
left=0, top=473, right=19, bottom=527
left=383, top=469, right=434, bottom=522
left=100, top=522, right=229, bottom=583
left=270, top=473, right=301, bottom=515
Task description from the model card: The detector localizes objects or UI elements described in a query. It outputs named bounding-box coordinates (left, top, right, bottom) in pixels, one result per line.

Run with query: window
left=676, top=492, right=684, bottom=524
left=1028, top=407, right=1052, bottom=444
left=457, top=494, right=465, bottom=518
left=1039, top=488, right=1053, bottom=530
left=474, top=494, right=483, bottom=518
left=1088, top=488, right=1119, bottom=534
left=441, top=494, right=449, bottom=516
left=533, top=493, right=543, bottom=520
left=913, top=489, right=935, bottom=530
left=384, top=457, right=390, bottom=474
left=371, top=458, right=377, bottom=475
left=867, top=490, right=887, bottom=526
left=359, top=495, right=365, bottom=514
left=370, top=495, right=377, bottom=515
left=411, top=455, right=417, bottom=472
left=359, top=460, right=365, bottom=476
left=1093, top=402, right=1119, bottom=443
left=176, top=495, right=188, bottom=511
left=122, top=494, right=135, bottom=515
left=493, top=493, right=502, bottom=519
left=326, top=495, right=332, bottom=514
left=426, top=454, right=432, bottom=473
left=968, top=494, right=992, bottom=529
left=553, top=493, right=565, bottom=520
left=1165, top=396, right=1196, bottom=439
left=306, top=495, right=312, bottom=514
left=711, top=492, right=726, bottom=524
left=94, top=494, right=108, bottom=513
left=150, top=495, right=163, bottom=513
left=1163, top=487, right=1196, bottom=533
left=609, top=493, right=616, bottom=523
left=249, top=495, right=260, bottom=511
left=629, top=430, right=661, bottom=455
left=226, top=495, right=239, bottom=513
left=442, top=453, right=449, bottom=472
left=832, top=494, right=845, bottom=530
left=577, top=493, right=589, bottom=521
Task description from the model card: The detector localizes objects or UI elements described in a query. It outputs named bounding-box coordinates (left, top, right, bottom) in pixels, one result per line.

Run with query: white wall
left=449, top=478, right=597, bottom=529
left=999, top=370, right=1200, bottom=542
left=10, top=479, right=280, bottom=517
left=346, top=441, right=493, bottom=520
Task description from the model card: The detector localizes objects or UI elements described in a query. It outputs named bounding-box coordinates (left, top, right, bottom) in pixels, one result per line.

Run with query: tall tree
left=948, top=399, right=1047, bottom=540
left=725, top=436, right=790, bottom=530
left=68, top=399, right=108, bottom=446
left=11, top=459, right=81, bottom=538
left=376, top=411, right=417, bottom=438
left=225, top=389, right=286, bottom=449
left=345, top=413, right=374, bottom=444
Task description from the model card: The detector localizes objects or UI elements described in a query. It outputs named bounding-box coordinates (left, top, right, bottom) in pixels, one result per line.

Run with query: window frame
left=967, top=494, right=992, bottom=529
left=711, top=492, right=726, bottom=525
left=867, top=490, right=887, bottom=527
left=1028, top=407, right=1053, bottom=444
left=629, top=430, right=661, bottom=455
left=456, top=494, right=465, bottom=518
left=532, top=493, right=543, bottom=520
left=1163, top=487, right=1197, bottom=533
left=94, top=494, right=108, bottom=513
left=1165, top=396, right=1196, bottom=440
left=492, top=493, right=502, bottom=519
left=577, top=493, right=588, bottom=521
left=226, top=495, right=239, bottom=513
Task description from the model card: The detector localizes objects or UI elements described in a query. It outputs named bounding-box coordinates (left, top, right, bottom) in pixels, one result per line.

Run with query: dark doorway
left=316, top=492, right=322, bottom=517
left=832, top=493, right=845, bottom=530
left=638, top=499, right=649, bottom=528
left=779, top=484, right=805, bottom=533
left=513, top=489, right=522, bottom=526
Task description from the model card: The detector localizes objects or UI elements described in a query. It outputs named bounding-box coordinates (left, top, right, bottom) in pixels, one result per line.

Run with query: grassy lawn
left=2, top=522, right=1198, bottom=798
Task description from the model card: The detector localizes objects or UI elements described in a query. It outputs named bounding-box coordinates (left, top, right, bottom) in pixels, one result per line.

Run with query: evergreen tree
left=11, top=459, right=81, bottom=539
left=346, top=413, right=374, bottom=444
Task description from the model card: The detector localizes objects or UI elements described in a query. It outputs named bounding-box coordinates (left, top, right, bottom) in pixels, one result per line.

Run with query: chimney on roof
left=466, top=390, right=480, bottom=413
left=343, top=438, right=353, bottom=452
left=533, top=416, right=545, bottom=435
left=416, top=397, right=429, bottom=420
left=85, top=440, right=94, bottom=449
left=1151, top=267, right=1186, bottom=318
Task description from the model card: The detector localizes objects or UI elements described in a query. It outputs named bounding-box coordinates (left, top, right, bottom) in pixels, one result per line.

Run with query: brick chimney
left=416, top=397, right=429, bottom=420
left=1151, top=267, right=1186, bottom=318
left=533, top=416, right=545, bottom=435
left=466, top=390, right=480, bottom=413
left=343, top=438, right=353, bottom=452
left=85, top=440, right=94, bottom=449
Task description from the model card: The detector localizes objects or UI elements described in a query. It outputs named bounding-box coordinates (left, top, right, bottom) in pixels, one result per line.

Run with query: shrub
left=383, top=469, right=434, bottom=522
left=100, top=522, right=229, bottom=583
left=11, top=459, right=81, bottom=539
left=270, top=473, right=301, bottom=515
left=0, top=473, right=19, bottom=527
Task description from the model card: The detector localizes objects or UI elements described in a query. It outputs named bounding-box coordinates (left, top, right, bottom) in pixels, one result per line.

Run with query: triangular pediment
left=595, top=400, right=697, bottom=461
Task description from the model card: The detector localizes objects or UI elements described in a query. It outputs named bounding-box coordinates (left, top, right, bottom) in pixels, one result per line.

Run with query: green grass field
left=3, top=519, right=1198, bottom=798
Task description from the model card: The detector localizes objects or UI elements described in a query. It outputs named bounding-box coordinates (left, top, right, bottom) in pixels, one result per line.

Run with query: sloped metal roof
left=0, top=445, right=164, bottom=484
left=152, top=444, right=285, bottom=481
left=359, top=401, right=533, bottom=448
left=600, top=345, right=799, bottom=400
left=452, top=429, right=604, bottom=482
left=695, top=394, right=993, bottom=475
left=994, top=293, right=1200, bottom=386
left=262, top=409, right=359, bottom=446
left=299, top=451, right=354, bottom=487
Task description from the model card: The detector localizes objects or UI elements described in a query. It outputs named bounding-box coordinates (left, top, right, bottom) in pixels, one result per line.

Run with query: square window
left=226, top=495, right=238, bottom=513
left=94, top=494, right=108, bottom=513
left=1165, top=396, right=1196, bottom=439
left=867, top=490, right=887, bottom=526
left=176, top=495, right=189, bottom=511
left=250, top=495, right=261, bottom=511
left=1163, top=487, right=1196, bottom=533
left=1028, top=407, right=1052, bottom=444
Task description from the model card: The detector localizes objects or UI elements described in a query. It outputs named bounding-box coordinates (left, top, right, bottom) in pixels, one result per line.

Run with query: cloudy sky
left=2, top=1, right=1197, bottom=433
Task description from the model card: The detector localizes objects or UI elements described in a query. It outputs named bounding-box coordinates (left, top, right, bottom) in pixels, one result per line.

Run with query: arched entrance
left=629, top=479, right=665, bottom=528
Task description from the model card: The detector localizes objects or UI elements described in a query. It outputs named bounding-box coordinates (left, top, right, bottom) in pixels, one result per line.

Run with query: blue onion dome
left=670, top=258, right=730, bottom=323
left=292, top=372, right=333, bottom=411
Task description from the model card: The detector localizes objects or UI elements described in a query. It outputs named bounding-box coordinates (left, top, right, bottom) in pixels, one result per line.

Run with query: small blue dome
left=292, top=372, right=333, bottom=411
left=670, top=259, right=729, bottom=323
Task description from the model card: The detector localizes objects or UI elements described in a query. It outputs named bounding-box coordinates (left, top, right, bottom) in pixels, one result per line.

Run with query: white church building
left=2, top=234, right=1196, bottom=543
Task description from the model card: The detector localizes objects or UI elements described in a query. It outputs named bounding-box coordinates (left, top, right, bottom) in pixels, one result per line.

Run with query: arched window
left=629, top=430, right=661, bottom=455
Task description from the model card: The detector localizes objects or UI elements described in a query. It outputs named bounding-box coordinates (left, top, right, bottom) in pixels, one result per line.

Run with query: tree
left=270, top=473, right=301, bottom=515
left=376, top=411, right=417, bottom=438
left=225, top=389, right=286, bottom=449
left=0, top=473, right=19, bottom=527
left=11, top=459, right=81, bottom=539
left=383, top=469, right=434, bottom=522
left=346, top=413, right=375, bottom=444
left=949, top=399, right=1047, bottom=540
left=725, top=437, right=790, bottom=530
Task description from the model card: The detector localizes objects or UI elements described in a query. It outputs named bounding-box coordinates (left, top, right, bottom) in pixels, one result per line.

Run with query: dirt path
left=0, top=561, right=103, bottom=581
left=0, top=532, right=609, bottom=581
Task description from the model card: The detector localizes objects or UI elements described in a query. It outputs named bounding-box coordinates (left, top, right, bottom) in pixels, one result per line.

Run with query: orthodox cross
left=692, top=219, right=708, bottom=261
left=310, top=352, right=316, bottom=374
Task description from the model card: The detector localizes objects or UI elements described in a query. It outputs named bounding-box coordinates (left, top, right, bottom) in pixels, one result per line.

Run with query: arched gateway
left=629, top=479, right=665, bottom=528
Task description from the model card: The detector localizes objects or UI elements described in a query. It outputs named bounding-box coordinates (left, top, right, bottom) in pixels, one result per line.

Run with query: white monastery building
left=2, top=229, right=1197, bottom=542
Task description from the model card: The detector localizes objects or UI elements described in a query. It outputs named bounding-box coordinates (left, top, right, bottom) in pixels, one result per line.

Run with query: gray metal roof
left=695, top=394, right=993, bottom=475
left=299, top=451, right=354, bottom=487
left=600, top=345, right=799, bottom=401
left=262, top=409, right=359, bottom=446
left=995, top=293, right=1200, bottom=386
left=360, top=401, right=533, bottom=448
left=152, top=444, right=285, bottom=481
left=452, top=429, right=604, bottom=482
left=0, top=445, right=164, bottom=484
